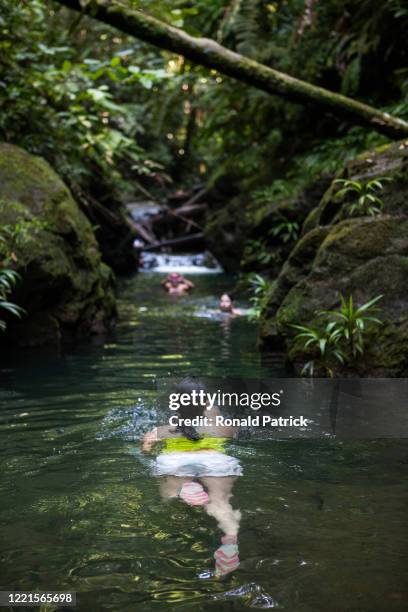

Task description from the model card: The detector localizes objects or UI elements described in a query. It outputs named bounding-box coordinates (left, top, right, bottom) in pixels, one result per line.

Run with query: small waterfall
left=139, top=252, right=223, bottom=274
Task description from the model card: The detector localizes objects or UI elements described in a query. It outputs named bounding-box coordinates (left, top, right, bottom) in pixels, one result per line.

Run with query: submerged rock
left=0, top=143, right=116, bottom=346
left=260, top=139, right=408, bottom=375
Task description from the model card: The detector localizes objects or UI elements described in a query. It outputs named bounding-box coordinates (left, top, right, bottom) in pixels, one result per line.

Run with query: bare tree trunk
left=296, top=0, right=315, bottom=38
left=54, top=0, right=408, bottom=139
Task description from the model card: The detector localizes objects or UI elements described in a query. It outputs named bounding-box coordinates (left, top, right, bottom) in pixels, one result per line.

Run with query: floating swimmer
left=142, top=377, right=242, bottom=577
left=219, top=293, right=242, bottom=316
left=161, top=272, right=194, bottom=295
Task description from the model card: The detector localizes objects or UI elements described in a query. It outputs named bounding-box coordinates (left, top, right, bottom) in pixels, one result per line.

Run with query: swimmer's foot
left=179, top=481, right=209, bottom=506
left=214, top=535, right=240, bottom=576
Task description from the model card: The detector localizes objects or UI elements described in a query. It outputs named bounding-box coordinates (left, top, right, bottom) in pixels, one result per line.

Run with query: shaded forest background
left=2, top=0, right=408, bottom=229
left=1, top=0, right=408, bottom=375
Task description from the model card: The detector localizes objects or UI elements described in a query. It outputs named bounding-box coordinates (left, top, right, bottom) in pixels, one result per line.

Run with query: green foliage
left=0, top=209, right=44, bottom=331
left=182, top=0, right=406, bottom=191
left=269, top=217, right=300, bottom=243
left=334, top=177, right=392, bottom=217
left=290, top=321, right=345, bottom=377
left=243, top=239, right=274, bottom=266
left=0, top=0, right=407, bottom=270
left=0, top=270, right=25, bottom=333
left=0, top=0, right=167, bottom=199
left=247, top=127, right=387, bottom=233
left=389, top=0, right=408, bottom=18
left=1, top=0, right=406, bottom=202
left=291, top=129, right=386, bottom=179
left=252, top=181, right=295, bottom=204
left=319, top=294, right=383, bottom=358
left=247, top=273, right=273, bottom=321
left=291, top=294, right=383, bottom=376
left=0, top=207, right=48, bottom=265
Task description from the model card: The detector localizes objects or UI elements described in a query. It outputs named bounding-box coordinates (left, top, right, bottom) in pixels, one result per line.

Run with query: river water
left=0, top=261, right=407, bottom=611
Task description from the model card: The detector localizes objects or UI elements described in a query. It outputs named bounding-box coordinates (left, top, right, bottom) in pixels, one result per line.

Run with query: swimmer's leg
left=179, top=481, right=209, bottom=505
left=200, top=476, right=240, bottom=535
left=200, top=476, right=241, bottom=576
left=159, top=477, right=209, bottom=505
left=159, top=476, right=192, bottom=500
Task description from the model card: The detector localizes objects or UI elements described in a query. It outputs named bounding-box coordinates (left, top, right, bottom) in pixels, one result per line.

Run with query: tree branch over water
left=54, top=0, right=408, bottom=139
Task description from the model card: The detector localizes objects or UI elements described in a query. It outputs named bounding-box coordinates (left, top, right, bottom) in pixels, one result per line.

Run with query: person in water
left=142, top=377, right=242, bottom=577
left=219, top=293, right=242, bottom=316
left=161, top=272, right=194, bottom=295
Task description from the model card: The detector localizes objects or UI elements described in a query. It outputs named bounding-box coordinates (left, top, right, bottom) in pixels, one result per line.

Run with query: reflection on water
left=0, top=272, right=407, bottom=610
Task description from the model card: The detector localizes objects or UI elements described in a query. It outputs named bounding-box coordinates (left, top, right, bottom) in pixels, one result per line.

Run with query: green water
left=1, top=272, right=407, bottom=611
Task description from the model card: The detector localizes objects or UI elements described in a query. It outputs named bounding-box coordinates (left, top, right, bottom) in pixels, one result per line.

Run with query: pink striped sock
left=179, top=481, right=209, bottom=506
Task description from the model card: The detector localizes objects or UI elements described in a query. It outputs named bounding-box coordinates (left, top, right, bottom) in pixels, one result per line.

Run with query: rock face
left=204, top=177, right=331, bottom=274
left=240, top=178, right=332, bottom=277
left=0, top=143, right=116, bottom=346
left=204, top=196, right=247, bottom=272
left=260, top=140, right=408, bottom=375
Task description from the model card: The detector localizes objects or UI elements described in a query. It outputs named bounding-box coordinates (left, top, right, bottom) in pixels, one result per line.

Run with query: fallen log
left=163, top=208, right=202, bottom=231
left=176, top=187, right=208, bottom=210
left=54, top=0, right=408, bottom=138
left=172, top=202, right=207, bottom=216
left=128, top=219, right=156, bottom=244
left=137, top=232, right=204, bottom=251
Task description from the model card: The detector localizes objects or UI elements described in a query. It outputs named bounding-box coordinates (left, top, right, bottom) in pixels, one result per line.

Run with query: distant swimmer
left=161, top=272, right=194, bottom=295
left=219, top=293, right=242, bottom=316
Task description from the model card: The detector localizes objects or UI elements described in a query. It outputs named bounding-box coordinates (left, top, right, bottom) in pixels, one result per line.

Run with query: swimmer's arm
left=142, top=427, right=158, bottom=452
left=142, top=425, right=173, bottom=452
left=184, top=279, right=194, bottom=289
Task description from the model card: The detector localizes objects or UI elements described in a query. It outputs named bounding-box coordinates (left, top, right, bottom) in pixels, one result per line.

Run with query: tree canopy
left=1, top=0, right=407, bottom=205
left=55, top=0, right=408, bottom=139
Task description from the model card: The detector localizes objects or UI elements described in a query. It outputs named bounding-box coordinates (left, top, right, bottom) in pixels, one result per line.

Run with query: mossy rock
left=260, top=139, right=408, bottom=375
left=272, top=218, right=408, bottom=375
left=259, top=225, right=330, bottom=348
left=0, top=143, right=116, bottom=346
left=303, top=139, right=408, bottom=233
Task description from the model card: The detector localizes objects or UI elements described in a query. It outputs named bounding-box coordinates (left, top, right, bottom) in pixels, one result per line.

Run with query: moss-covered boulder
left=0, top=143, right=116, bottom=346
left=260, top=225, right=331, bottom=347
left=260, top=139, right=408, bottom=375
left=303, top=140, right=408, bottom=232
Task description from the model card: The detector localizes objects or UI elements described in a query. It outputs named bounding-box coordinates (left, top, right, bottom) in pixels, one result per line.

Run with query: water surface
left=0, top=269, right=407, bottom=610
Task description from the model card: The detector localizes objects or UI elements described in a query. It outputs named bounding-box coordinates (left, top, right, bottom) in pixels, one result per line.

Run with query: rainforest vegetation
left=2, top=5, right=408, bottom=605
left=1, top=0, right=408, bottom=375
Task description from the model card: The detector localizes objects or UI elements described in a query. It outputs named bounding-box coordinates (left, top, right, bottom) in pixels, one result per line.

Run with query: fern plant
left=318, top=294, right=383, bottom=358
left=269, top=217, right=300, bottom=243
left=247, top=273, right=273, bottom=321
left=243, top=239, right=274, bottom=266
left=0, top=213, right=49, bottom=265
left=0, top=270, right=25, bottom=332
left=334, top=177, right=391, bottom=217
left=291, top=293, right=383, bottom=376
left=290, top=321, right=345, bottom=377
